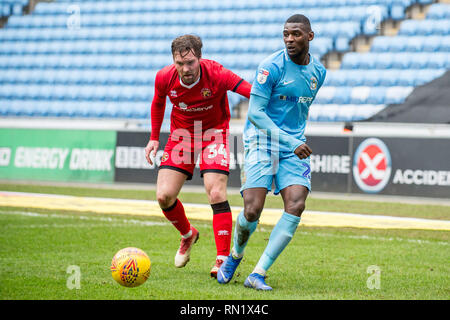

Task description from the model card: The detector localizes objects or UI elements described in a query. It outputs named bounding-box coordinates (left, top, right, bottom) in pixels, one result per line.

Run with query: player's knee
left=244, top=203, right=263, bottom=222
left=207, top=187, right=226, bottom=204
left=156, top=191, right=176, bottom=210
left=285, top=200, right=305, bottom=217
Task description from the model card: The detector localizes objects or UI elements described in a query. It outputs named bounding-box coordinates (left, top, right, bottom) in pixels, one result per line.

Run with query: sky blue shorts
left=240, top=147, right=311, bottom=195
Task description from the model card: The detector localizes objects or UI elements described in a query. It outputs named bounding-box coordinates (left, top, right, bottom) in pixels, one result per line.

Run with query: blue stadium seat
left=408, top=52, right=428, bottom=69
left=390, top=52, right=411, bottom=69
left=326, top=71, right=348, bottom=86
left=358, top=53, right=379, bottom=69
left=353, top=104, right=385, bottom=121
left=422, top=36, right=443, bottom=52
left=315, top=86, right=336, bottom=104
left=394, top=70, right=415, bottom=87
left=335, top=104, right=357, bottom=122
left=384, top=86, right=413, bottom=105
left=427, top=3, right=450, bottom=20
left=340, top=52, right=360, bottom=69
left=362, top=70, right=381, bottom=86
left=398, top=20, right=418, bottom=36
left=433, top=20, right=450, bottom=36
left=335, top=37, right=351, bottom=52
left=440, top=37, right=450, bottom=52
left=351, top=86, right=372, bottom=104
left=400, top=19, right=437, bottom=36
left=427, top=53, right=448, bottom=69
left=366, top=87, right=387, bottom=105
left=377, top=70, right=398, bottom=86
left=333, top=87, right=352, bottom=104
left=307, top=104, right=320, bottom=122
left=374, top=52, right=394, bottom=69
left=417, top=69, right=446, bottom=86
left=317, top=104, right=339, bottom=122
left=391, top=4, right=406, bottom=20
left=417, top=0, right=434, bottom=4
left=346, top=71, right=366, bottom=87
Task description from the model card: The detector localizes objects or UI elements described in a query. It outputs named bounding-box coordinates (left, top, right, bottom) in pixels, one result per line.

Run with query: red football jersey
left=150, top=59, right=250, bottom=141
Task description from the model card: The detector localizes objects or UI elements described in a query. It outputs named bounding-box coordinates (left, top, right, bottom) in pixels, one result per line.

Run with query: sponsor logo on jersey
left=186, top=105, right=213, bottom=112
left=201, top=88, right=212, bottom=98
left=257, top=69, right=269, bottom=84
left=353, top=138, right=391, bottom=193
left=175, top=102, right=213, bottom=112
left=279, top=95, right=313, bottom=103
left=170, top=90, right=177, bottom=97
left=161, top=152, right=169, bottom=163
left=310, top=76, right=318, bottom=90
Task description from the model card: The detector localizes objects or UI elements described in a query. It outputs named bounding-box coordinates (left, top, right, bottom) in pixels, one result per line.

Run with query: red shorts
left=159, top=131, right=229, bottom=180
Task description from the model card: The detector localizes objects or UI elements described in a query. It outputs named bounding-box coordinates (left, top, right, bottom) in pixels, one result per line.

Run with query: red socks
left=211, top=201, right=232, bottom=258
left=162, top=199, right=232, bottom=258
left=162, top=199, right=191, bottom=236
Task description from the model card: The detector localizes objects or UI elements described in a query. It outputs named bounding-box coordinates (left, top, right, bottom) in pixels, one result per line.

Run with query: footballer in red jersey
left=145, top=35, right=251, bottom=277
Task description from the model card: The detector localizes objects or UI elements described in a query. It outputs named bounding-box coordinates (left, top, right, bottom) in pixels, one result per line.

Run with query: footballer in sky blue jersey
left=241, top=46, right=326, bottom=194
left=217, top=14, right=326, bottom=290
left=244, top=47, right=326, bottom=154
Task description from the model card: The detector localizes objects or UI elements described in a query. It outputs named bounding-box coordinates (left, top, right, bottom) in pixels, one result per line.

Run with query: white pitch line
left=0, top=210, right=169, bottom=226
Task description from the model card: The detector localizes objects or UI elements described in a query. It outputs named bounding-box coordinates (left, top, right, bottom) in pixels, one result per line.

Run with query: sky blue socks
left=232, top=210, right=258, bottom=258
left=254, top=211, right=301, bottom=276
left=232, top=210, right=301, bottom=277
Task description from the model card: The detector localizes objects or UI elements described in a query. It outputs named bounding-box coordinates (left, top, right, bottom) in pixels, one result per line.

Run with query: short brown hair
left=171, top=34, right=203, bottom=58
left=285, top=14, right=312, bottom=32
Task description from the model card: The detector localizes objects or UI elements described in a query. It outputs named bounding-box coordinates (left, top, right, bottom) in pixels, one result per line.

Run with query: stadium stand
left=367, top=69, right=450, bottom=123
left=0, top=0, right=28, bottom=19
left=0, top=0, right=448, bottom=122
left=312, top=0, right=450, bottom=121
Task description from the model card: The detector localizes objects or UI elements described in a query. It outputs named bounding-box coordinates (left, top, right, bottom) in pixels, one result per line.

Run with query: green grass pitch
left=0, top=183, right=449, bottom=300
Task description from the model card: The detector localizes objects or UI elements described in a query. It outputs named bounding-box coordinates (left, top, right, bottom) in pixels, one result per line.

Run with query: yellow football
left=111, top=247, right=151, bottom=287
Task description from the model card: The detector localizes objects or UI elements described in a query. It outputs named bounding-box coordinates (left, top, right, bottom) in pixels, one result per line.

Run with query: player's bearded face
left=174, top=50, right=201, bottom=85
left=283, top=23, right=314, bottom=60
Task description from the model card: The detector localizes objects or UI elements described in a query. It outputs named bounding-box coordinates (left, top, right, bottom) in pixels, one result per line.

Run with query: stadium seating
left=0, top=0, right=449, bottom=122
left=322, top=1, right=450, bottom=121
left=0, top=0, right=27, bottom=18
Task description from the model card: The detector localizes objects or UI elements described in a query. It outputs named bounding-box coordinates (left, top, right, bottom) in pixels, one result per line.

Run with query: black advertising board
left=307, top=136, right=351, bottom=193
left=114, top=131, right=450, bottom=198
left=115, top=131, right=157, bottom=184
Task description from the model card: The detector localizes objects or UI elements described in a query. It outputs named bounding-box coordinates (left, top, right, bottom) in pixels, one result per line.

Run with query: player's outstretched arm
left=234, top=80, right=252, bottom=99
left=147, top=71, right=168, bottom=165
left=248, top=93, right=304, bottom=153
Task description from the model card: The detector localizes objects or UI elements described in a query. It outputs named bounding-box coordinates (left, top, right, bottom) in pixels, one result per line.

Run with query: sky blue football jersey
left=244, top=49, right=326, bottom=153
